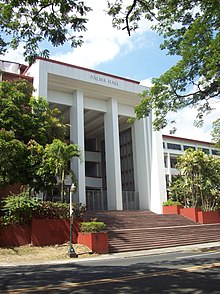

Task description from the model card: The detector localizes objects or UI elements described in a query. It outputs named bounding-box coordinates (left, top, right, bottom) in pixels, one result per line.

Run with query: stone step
left=83, top=211, right=197, bottom=229
left=82, top=210, right=220, bottom=253
left=108, top=224, right=220, bottom=252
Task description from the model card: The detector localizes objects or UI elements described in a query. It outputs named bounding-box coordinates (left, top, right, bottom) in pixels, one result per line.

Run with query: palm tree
left=43, top=139, right=82, bottom=202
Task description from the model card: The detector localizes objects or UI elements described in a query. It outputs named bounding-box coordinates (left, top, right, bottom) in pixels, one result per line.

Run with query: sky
left=1, top=0, right=219, bottom=142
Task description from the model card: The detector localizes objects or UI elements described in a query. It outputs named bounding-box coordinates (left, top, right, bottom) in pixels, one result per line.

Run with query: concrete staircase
left=83, top=210, right=220, bottom=253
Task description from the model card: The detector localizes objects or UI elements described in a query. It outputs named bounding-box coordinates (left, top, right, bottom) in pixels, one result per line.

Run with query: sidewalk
left=1, top=241, right=220, bottom=267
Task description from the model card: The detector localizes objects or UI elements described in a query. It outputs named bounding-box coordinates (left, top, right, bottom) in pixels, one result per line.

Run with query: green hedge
left=1, top=192, right=39, bottom=225
left=163, top=199, right=182, bottom=206
left=0, top=192, right=74, bottom=225
left=79, top=221, right=107, bottom=233
left=33, top=201, right=69, bottom=220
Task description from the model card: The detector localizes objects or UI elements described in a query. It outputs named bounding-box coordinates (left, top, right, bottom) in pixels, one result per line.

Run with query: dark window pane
left=167, top=143, right=182, bottom=150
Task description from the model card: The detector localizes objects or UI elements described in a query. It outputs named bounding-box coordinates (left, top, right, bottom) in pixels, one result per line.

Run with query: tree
left=0, top=0, right=91, bottom=64
left=0, top=129, right=27, bottom=186
left=211, top=118, right=220, bottom=149
left=107, top=0, right=220, bottom=130
left=41, top=139, right=82, bottom=202
left=169, top=149, right=220, bottom=211
left=0, top=79, right=66, bottom=145
left=0, top=79, right=68, bottom=192
left=26, top=140, right=57, bottom=196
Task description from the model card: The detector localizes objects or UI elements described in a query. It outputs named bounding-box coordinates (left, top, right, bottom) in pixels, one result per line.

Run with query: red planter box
left=77, top=232, right=108, bottom=254
left=0, top=219, right=80, bottom=247
left=31, top=218, right=78, bottom=246
left=197, top=211, right=220, bottom=224
left=180, top=207, right=201, bottom=222
left=163, top=205, right=183, bottom=215
left=0, top=224, right=31, bottom=246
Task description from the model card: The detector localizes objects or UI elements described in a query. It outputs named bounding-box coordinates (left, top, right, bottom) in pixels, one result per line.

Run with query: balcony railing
left=86, top=190, right=108, bottom=211
left=122, top=191, right=139, bottom=210
left=86, top=190, right=139, bottom=211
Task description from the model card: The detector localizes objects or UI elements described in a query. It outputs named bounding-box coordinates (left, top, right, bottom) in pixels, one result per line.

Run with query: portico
left=26, top=57, right=166, bottom=213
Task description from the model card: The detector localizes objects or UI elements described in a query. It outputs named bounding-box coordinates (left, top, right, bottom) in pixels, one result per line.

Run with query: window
left=164, top=155, right=167, bottom=168
left=183, top=145, right=196, bottom=151
left=167, top=143, right=182, bottom=150
left=170, top=156, right=178, bottom=168
left=202, top=148, right=210, bottom=154
left=165, top=175, right=170, bottom=188
left=212, top=149, right=219, bottom=155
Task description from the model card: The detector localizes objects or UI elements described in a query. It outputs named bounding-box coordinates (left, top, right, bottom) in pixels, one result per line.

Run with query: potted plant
left=77, top=221, right=108, bottom=254
left=162, top=199, right=183, bottom=214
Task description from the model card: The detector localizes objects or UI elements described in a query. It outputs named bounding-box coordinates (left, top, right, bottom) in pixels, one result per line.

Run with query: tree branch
left=122, top=0, right=138, bottom=35
left=139, top=0, right=159, bottom=21
left=122, top=0, right=158, bottom=35
left=32, top=3, right=53, bottom=21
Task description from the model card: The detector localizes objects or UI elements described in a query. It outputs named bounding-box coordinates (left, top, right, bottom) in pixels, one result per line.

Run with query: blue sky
left=2, top=0, right=219, bottom=142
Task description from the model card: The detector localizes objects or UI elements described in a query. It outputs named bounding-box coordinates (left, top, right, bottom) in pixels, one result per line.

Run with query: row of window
left=163, top=142, right=219, bottom=155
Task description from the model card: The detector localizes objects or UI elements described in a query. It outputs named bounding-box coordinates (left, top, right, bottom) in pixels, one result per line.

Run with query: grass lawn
left=0, top=243, right=97, bottom=264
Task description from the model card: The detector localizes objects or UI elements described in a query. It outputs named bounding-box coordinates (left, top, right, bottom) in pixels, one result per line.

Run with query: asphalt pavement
left=1, top=243, right=220, bottom=293
left=1, top=241, right=220, bottom=267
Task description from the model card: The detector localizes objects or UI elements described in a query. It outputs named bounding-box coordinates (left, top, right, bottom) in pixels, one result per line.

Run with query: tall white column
left=70, top=90, right=86, bottom=204
left=167, top=152, right=172, bottom=183
left=150, top=131, right=167, bottom=213
left=29, top=60, right=48, bottom=98
left=104, top=98, right=123, bottom=210
left=133, top=117, right=151, bottom=210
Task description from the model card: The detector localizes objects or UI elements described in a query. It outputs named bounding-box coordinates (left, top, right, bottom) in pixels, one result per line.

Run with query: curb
left=1, top=241, right=220, bottom=267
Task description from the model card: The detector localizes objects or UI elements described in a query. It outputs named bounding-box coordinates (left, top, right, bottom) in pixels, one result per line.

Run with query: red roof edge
left=24, top=56, right=140, bottom=84
left=162, top=134, right=213, bottom=146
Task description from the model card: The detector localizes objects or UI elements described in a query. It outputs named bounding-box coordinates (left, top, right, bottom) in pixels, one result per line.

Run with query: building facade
left=2, top=59, right=219, bottom=213
left=163, top=134, right=220, bottom=188
left=13, top=57, right=166, bottom=213
left=2, top=59, right=220, bottom=213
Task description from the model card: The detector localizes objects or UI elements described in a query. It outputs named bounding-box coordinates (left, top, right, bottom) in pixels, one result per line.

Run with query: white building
left=163, top=134, right=220, bottom=188
left=9, top=57, right=166, bottom=213
left=2, top=58, right=220, bottom=213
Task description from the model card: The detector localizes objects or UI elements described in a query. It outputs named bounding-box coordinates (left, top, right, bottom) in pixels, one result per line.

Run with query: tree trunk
left=60, top=169, right=65, bottom=202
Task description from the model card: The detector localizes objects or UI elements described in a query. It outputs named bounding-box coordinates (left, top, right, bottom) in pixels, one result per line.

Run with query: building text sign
left=90, top=74, right=119, bottom=86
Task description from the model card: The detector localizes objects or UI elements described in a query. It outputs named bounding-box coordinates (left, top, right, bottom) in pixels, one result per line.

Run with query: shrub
left=0, top=193, right=85, bottom=224
left=33, top=201, right=69, bottom=219
left=1, top=192, right=39, bottom=225
left=163, top=199, right=182, bottom=206
left=79, top=222, right=107, bottom=233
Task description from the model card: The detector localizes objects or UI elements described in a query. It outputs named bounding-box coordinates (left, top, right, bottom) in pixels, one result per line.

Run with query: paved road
left=0, top=248, right=220, bottom=293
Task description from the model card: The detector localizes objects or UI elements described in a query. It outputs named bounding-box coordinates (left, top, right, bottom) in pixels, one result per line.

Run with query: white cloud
left=163, top=100, right=220, bottom=142
left=1, top=0, right=153, bottom=68
left=0, top=43, right=26, bottom=64
left=53, top=0, right=153, bottom=68
left=54, top=39, right=120, bottom=68
left=140, top=78, right=153, bottom=87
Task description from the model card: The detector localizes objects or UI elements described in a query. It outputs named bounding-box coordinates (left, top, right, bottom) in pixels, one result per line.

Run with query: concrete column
left=150, top=131, right=167, bottom=213
left=70, top=90, right=86, bottom=204
left=133, top=117, right=151, bottom=210
left=167, top=152, right=172, bottom=183
left=104, top=98, right=123, bottom=210
left=30, top=60, right=48, bottom=98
